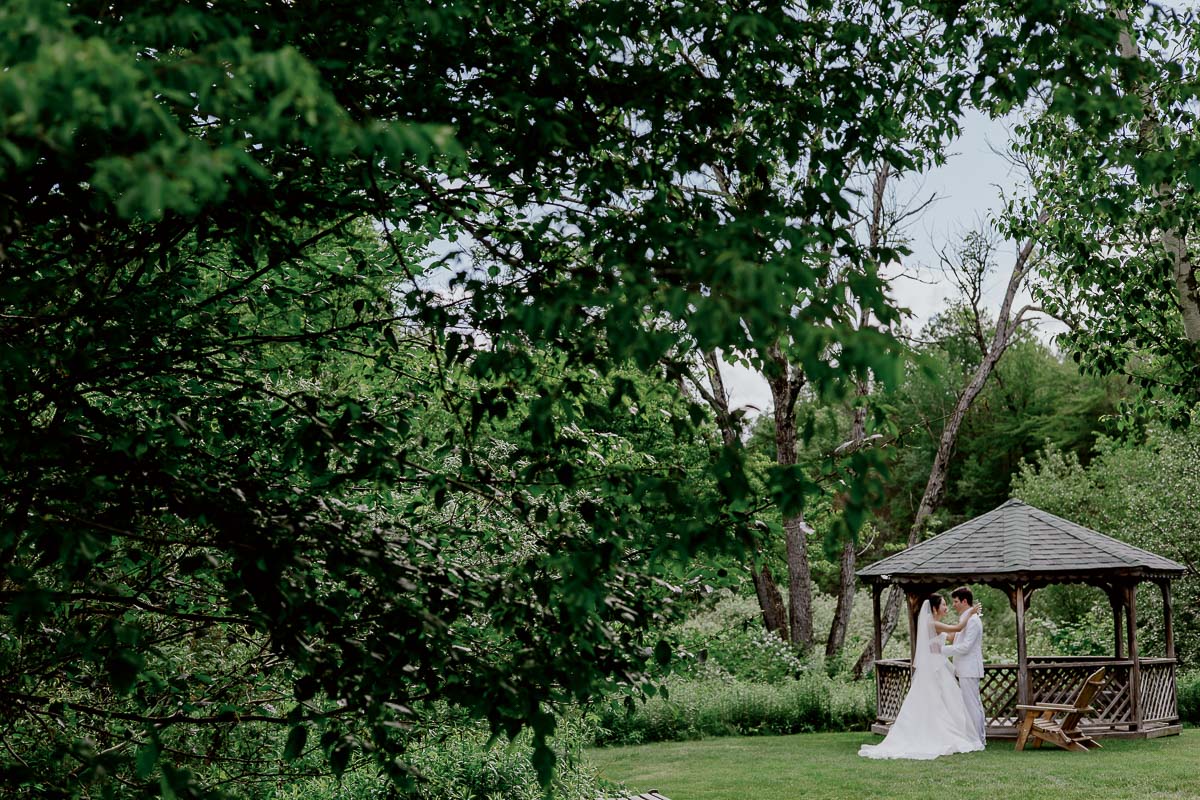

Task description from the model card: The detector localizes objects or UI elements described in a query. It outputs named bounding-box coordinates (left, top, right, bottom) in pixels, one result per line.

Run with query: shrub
left=1036, top=605, right=1112, bottom=657
left=672, top=593, right=809, bottom=683
left=671, top=589, right=886, bottom=682
left=272, top=717, right=605, bottom=800
left=1178, top=670, right=1200, bottom=725
left=592, top=673, right=875, bottom=745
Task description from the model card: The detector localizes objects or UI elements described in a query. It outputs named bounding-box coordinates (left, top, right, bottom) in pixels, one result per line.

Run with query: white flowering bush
left=672, top=592, right=807, bottom=682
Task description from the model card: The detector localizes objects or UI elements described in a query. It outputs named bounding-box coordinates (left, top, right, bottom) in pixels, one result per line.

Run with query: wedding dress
left=858, top=600, right=985, bottom=760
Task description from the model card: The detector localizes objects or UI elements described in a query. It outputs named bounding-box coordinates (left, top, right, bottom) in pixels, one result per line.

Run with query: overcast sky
left=721, top=109, right=1067, bottom=414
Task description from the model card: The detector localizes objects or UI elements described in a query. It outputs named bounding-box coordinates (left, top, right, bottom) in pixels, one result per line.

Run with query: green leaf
left=330, top=739, right=352, bottom=778
left=531, top=738, right=555, bottom=787
left=135, top=741, right=158, bottom=779
left=107, top=650, right=144, bottom=694
left=283, top=725, right=308, bottom=761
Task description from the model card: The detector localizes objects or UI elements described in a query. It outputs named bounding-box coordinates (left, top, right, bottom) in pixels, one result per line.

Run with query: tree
left=686, top=351, right=789, bottom=638
left=1013, top=426, right=1200, bottom=663
left=853, top=222, right=1051, bottom=676
left=825, top=161, right=910, bottom=657
left=1012, top=4, right=1200, bottom=419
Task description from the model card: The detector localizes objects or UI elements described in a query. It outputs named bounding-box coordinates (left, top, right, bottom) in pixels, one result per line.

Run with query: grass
left=588, top=729, right=1200, bottom=800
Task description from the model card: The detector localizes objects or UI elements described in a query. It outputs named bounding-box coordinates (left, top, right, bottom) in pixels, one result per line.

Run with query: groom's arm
left=941, top=617, right=980, bottom=657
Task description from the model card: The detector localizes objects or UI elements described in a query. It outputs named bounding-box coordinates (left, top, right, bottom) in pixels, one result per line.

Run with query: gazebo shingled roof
left=857, top=498, right=1185, bottom=583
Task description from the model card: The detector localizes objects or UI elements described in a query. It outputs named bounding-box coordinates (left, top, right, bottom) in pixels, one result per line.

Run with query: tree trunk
left=752, top=561, right=788, bottom=638
left=784, top=513, right=814, bottom=649
left=850, top=348, right=997, bottom=675
left=827, top=383, right=869, bottom=657
left=852, top=221, right=1046, bottom=678
left=701, top=349, right=737, bottom=448
left=1116, top=10, right=1200, bottom=342
left=825, top=537, right=857, bottom=656
left=767, top=344, right=814, bottom=650
left=828, top=167, right=890, bottom=658
left=692, top=349, right=787, bottom=639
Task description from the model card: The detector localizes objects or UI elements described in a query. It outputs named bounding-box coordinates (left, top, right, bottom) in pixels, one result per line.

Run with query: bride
left=859, top=593, right=985, bottom=760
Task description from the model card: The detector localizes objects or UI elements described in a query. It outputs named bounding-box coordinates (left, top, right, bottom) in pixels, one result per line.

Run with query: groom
left=941, top=586, right=986, bottom=745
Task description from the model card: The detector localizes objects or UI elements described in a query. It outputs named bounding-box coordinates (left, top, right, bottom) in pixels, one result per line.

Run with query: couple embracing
left=860, top=586, right=987, bottom=760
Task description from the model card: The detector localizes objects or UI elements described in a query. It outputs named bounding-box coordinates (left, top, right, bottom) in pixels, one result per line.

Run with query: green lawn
left=588, top=730, right=1199, bottom=800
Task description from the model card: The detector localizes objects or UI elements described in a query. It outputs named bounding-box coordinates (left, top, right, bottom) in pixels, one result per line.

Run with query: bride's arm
left=932, top=603, right=983, bottom=633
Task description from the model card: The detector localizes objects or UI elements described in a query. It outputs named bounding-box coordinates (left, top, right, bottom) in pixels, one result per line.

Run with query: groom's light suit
left=941, top=613, right=986, bottom=744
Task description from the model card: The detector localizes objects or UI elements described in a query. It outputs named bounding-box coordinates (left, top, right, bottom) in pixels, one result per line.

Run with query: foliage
left=589, top=590, right=879, bottom=746
left=669, top=590, right=881, bottom=679
left=1035, top=605, right=1113, bottom=657
left=887, top=316, right=1122, bottom=525
left=1009, top=6, right=1200, bottom=421
left=591, top=674, right=875, bottom=745
left=672, top=593, right=809, bottom=683
left=686, top=626, right=810, bottom=686
left=811, top=312, right=1121, bottom=589
left=1177, top=671, right=1200, bottom=725
left=272, top=717, right=605, bottom=800
left=0, top=0, right=1176, bottom=796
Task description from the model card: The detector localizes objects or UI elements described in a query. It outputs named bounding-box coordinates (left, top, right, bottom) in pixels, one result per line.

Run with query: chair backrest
left=1062, top=667, right=1106, bottom=730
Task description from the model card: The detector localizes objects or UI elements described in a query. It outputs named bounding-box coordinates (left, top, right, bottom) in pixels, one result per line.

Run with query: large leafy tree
left=1011, top=4, right=1200, bottom=419
left=0, top=0, right=1170, bottom=796
left=1013, top=426, right=1200, bottom=664
left=880, top=315, right=1121, bottom=524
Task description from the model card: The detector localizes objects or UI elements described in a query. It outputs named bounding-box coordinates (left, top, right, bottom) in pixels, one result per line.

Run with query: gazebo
left=857, top=499, right=1185, bottom=739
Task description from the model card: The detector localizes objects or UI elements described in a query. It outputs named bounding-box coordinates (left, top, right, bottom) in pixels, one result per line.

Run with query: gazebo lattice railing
left=874, top=656, right=1178, bottom=734
left=858, top=500, right=1185, bottom=740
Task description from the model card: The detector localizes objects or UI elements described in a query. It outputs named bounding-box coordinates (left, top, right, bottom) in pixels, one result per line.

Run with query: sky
left=720, top=110, right=1068, bottom=415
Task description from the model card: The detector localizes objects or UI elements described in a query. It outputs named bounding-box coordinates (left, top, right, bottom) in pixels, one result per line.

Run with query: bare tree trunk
left=752, top=560, right=788, bottom=637
left=825, top=537, right=857, bottom=656
left=1115, top=10, right=1200, bottom=342
left=700, top=350, right=737, bottom=447
left=826, top=390, right=867, bottom=657
left=767, top=343, right=814, bottom=650
left=852, top=218, right=1047, bottom=678
left=691, top=349, right=787, bottom=639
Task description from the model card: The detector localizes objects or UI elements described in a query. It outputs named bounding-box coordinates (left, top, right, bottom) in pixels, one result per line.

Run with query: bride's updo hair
left=927, top=593, right=945, bottom=613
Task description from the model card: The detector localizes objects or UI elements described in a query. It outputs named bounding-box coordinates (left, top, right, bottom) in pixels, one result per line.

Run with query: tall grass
left=593, top=670, right=875, bottom=745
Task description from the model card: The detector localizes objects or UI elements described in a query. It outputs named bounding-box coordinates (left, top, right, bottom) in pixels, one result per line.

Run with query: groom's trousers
left=959, top=678, right=987, bottom=744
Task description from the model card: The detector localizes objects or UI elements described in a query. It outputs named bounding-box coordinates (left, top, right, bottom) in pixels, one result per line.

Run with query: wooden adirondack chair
left=1014, top=667, right=1106, bottom=752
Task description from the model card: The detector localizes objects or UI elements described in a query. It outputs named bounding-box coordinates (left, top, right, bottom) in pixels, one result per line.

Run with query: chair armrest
left=1016, top=704, right=1093, bottom=713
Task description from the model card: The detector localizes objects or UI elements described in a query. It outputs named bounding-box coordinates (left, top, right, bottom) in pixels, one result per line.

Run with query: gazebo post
left=906, top=589, right=920, bottom=662
left=1108, top=587, right=1125, bottom=659
left=1013, top=584, right=1030, bottom=708
left=1159, top=579, right=1175, bottom=660
left=871, top=582, right=883, bottom=664
left=1126, top=583, right=1142, bottom=731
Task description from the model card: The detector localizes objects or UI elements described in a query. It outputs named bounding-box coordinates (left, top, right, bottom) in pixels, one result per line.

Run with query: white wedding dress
left=859, top=600, right=985, bottom=760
